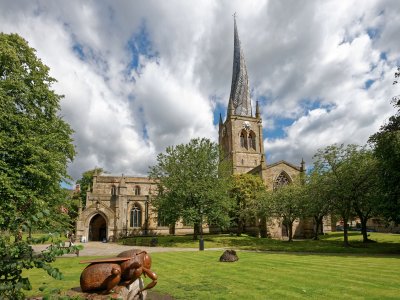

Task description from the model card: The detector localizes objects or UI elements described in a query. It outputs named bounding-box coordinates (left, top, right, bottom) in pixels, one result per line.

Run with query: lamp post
left=145, top=198, right=149, bottom=236
left=199, top=208, right=204, bottom=251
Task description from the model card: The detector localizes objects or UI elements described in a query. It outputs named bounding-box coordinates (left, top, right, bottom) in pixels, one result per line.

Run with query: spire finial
left=256, top=101, right=260, bottom=118
left=300, top=158, right=305, bottom=172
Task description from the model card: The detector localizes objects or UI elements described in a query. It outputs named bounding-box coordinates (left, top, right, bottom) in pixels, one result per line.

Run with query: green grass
left=120, top=232, right=400, bottom=254
left=24, top=251, right=400, bottom=299
left=23, top=256, right=106, bottom=298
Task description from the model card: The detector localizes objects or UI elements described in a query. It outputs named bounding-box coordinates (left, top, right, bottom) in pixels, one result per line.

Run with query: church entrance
left=89, top=214, right=107, bottom=241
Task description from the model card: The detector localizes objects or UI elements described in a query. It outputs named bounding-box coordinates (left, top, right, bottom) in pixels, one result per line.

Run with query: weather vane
left=233, top=12, right=236, bottom=18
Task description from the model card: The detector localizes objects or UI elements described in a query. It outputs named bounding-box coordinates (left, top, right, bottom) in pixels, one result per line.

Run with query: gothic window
left=273, top=171, right=291, bottom=190
left=130, top=204, right=142, bottom=228
left=134, top=186, right=141, bottom=196
left=248, top=131, right=256, bottom=150
left=240, top=130, right=247, bottom=148
left=111, top=185, right=117, bottom=196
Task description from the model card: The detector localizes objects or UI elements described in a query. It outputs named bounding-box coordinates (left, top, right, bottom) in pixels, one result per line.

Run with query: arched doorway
left=89, top=214, right=107, bottom=241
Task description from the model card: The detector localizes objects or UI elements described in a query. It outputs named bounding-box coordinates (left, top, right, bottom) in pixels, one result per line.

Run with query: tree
left=313, top=144, right=380, bottom=245
left=0, top=33, right=77, bottom=298
left=369, top=67, right=400, bottom=224
left=304, top=170, right=333, bottom=240
left=230, top=174, right=266, bottom=236
left=350, top=151, right=381, bottom=243
left=149, top=138, right=232, bottom=240
left=262, top=178, right=305, bottom=242
left=76, top=167, right=104, bottom=208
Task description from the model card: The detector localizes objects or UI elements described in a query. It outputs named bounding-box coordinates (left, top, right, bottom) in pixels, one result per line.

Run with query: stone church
left=76, top=18, right=312, bottom=242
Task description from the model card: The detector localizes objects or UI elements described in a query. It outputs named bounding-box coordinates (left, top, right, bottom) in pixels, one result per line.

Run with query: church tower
left=219, top=16, right=266, bottom=174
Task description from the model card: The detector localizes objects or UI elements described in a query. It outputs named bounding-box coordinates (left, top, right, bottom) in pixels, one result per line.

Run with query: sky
left=1, top=0, right=399, bottom=182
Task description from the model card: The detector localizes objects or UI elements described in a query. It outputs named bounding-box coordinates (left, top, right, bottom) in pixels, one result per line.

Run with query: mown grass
left=120, top=232, right=400, bottom=254
left=24, top=251, right=400, bottom=299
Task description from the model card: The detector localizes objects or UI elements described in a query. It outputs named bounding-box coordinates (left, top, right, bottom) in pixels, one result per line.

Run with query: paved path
left=32, top=242, right=223, bottom=256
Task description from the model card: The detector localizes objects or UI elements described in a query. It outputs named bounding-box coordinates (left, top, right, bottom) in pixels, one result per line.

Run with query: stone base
left=67, top=278, right=146, bottom=300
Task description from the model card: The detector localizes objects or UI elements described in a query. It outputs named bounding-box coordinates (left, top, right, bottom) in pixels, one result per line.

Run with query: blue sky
left=0, top=0, right=399, bottom=181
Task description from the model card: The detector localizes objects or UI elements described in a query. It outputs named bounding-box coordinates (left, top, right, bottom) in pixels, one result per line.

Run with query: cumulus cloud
left=0, top=0, right=399, bottom=180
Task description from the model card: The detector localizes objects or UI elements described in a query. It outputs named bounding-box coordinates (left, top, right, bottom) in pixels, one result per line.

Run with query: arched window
left=248, top=131, right=256, bottom=150
left=134, top=186, right=141, bottom=196
left=273, top=171, right=291, bottom=190
left=240, top=130, right=247, bottom=148
left=130, top=204, right=142, bottom=227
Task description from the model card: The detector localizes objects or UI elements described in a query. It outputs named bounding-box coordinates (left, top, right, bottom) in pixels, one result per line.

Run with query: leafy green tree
left=149, top=138, right=232, bottom=240
left=369, top=67, right=400, bottom=224
left=0, top=33, right=78, bottom=298
left=351, top=150, right=381, bottom=243
left=230, top=174, right=266, bottom=236
left=262, top=178, right=305, bottom=242
left=304, top=170, right=333, bottom=240
left=313, top=144, right=381, bottom=245
left=76, top=167, right=103, bottom=208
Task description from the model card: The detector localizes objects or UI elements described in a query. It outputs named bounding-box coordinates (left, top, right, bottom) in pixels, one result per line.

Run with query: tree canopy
left=230, top=173, right=265, bottom=236
left=312, top=144, right=381, bottom=245
left=369, top=67, right=400, bottom=224
left=262, top=177, right=305, bottom=242
left=149, top=138, right=232, bottom=239
left=0, top=33, right=76, bottom=298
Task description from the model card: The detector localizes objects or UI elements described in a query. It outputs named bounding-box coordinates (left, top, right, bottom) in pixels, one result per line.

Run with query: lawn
left=120, top=232, right=400, bottom=254
left=24, top=251, right=400, bottom=299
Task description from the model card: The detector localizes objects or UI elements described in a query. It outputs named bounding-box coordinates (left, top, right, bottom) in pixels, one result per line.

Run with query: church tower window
left=240, top=130, right=247, bottom=148
left=248, top=131, right=256, bottom=150
left=130, top=204, right=142, bottom=228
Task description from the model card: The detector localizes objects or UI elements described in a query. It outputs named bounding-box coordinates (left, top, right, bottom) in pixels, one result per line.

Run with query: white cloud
left=0, top=0, right=399, bottom=179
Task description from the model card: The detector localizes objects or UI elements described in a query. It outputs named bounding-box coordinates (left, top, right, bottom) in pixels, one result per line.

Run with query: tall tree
left=230, top=174, right=266, bottom=236
left=262, top=178, right=305, bottom=242
left=350, top=150, right=381, bottom=243
left=304, top=170, right=333, bottom=240
left=369, top=66, right=400, bottom=224
left=0, top=33, right=76, bottom=298
left=149, top=138, right=232, bottom=240
left=313, top=144, right=381, bottom=245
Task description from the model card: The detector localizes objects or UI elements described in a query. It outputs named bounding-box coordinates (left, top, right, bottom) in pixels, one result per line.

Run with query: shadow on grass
left=119, top=232, right=400, bottom=256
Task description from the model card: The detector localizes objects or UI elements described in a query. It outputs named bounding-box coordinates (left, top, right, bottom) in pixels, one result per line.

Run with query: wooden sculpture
left=80, top=249, right=157, bottom=296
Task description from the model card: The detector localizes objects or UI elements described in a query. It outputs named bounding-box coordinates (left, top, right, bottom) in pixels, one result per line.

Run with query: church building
left=76, top=18, right=313, bottom=242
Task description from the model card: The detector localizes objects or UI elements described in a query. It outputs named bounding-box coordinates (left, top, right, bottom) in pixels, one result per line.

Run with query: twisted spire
left=228, top=16, right=252, bottom=117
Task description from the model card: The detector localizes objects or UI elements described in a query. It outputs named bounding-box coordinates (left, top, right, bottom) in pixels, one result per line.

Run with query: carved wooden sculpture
left=80, top=249, right=158, bottom=296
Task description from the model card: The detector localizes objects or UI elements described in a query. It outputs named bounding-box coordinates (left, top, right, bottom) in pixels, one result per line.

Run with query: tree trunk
left=313, top=216, right=320, bottom=240
left=193, top=223, right=199, bottom=240
left=288, top=222, right=293, bottom=242
left=343, top=218, right=350, bottom=247
left=259, top=216, right=267, bottom=238
left=169, top=223, right=175, bottom=235
left=360, top=217, right=370, bottom=243
left=237, top=219, right=243, bottom=236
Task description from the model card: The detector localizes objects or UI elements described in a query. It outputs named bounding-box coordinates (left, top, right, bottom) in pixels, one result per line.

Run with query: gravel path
left=32, top=242, right=223, bottom=256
